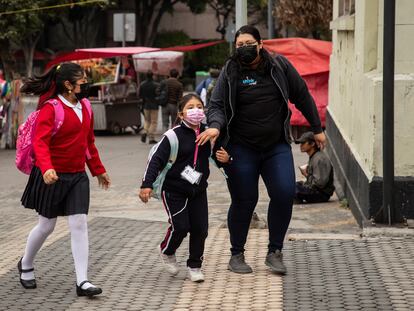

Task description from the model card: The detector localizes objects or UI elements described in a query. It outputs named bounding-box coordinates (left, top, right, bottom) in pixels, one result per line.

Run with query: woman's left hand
left=196, top=128, right=220, bottom=146
left=97, top=173, right=111, bottom=190
left=314, top=132, right=327, bottom=150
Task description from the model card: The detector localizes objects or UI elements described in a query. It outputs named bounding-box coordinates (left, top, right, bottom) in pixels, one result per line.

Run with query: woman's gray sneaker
left=265, top=250, right=287, bottom=275
left=228, top=253, right=253, bottom=274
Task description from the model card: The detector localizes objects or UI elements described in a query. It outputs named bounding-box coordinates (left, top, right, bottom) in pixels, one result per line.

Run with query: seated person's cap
left=295, top=131, right=316, bottom=144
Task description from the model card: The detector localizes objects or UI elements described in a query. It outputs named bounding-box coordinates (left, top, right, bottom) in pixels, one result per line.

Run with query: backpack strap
left=80, top=98, right=93, bottom=160
left=80, top=98, right=93, bottom=119
left=45, top=99, right=64, bottom=136
left=150, top=129, right=179, bottom=199
left=164, top=129, right=178, bottom=164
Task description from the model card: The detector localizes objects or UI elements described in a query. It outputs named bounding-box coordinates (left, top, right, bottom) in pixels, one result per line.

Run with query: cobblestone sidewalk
left=2, top=137, right=414, bottom=310
left=2, top=212, right=414, bottom=310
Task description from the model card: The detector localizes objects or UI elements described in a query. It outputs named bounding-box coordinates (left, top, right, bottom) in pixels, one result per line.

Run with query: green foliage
left=193, top=42, right=230, bottom=70
left=154, top=30, right=193, bottom=48
left=0, top=0, right=111, bottom=76
left=154, top=30, right=195, bottom=65
left=340, top=199, right=349, bottom=209
left=185, top=0, right=207, bottom=14
left=0, top=0, right=51, bottom=42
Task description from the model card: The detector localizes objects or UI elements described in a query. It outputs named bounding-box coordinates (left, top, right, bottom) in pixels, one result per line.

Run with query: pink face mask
left=184, top=108, right=205, bottom=125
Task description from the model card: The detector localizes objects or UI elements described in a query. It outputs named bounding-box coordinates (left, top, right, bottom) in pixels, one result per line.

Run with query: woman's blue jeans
left=224, top=142, right=295, bottom=255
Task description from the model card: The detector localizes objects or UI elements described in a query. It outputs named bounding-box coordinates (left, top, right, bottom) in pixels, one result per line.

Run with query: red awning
left=14, top=50, right=51, bottom=60
left=262, top=38, right=332, bottom=127
left=46, top=41, right=225, bottom=69
left=161, top=40, right=225, bottom=52
left=46, top=47, right=160, bottom=69
left=263, top=38, right=332, bottom=76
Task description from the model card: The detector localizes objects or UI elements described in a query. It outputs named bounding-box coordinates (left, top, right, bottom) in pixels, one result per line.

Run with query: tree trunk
left=135, top=0, right=167, bottom=46
left=0, top=41, right=15, bottom=80
left=0, top=54, right=15, bottom=80
left=21, top=35, right=40, bottom=78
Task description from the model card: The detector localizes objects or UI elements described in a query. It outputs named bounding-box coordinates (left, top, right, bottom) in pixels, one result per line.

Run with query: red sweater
left=33, top=98, right=106, bottom=176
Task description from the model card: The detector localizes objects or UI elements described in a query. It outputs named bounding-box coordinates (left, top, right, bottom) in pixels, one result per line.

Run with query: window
left=339, top=0, right=355, bottom=16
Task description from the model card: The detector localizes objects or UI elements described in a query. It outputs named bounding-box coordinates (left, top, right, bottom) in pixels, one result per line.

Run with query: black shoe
left=76, top=280, right=102, bottom=297
left=141, top=133, right=147, bottom=143
left=17, top=258, right=37, bottom=289
left=265, top=250, right=287, bottom=275
left=148, top=140, right=158, bottom=144
left=228, top=253, right=253, bottom=274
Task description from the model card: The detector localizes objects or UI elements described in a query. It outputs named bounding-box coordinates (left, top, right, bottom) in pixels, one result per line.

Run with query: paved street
left=1, top=134, right=414, bottom=310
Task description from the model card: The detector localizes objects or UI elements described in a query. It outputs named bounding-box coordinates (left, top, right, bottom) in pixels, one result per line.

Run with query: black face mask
left=75, top=83, right=90, bottom=100
left=236, top=45, right=259, bottom=64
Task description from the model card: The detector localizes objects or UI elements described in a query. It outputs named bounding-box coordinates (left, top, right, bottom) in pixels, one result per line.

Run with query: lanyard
left=193, top=127, right=200, bottom=168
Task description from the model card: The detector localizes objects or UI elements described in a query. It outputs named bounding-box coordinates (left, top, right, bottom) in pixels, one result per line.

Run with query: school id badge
left=181, top=165, right=203, bottom=185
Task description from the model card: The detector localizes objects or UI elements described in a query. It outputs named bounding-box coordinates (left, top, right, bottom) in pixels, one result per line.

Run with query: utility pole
left=121, top=13, right=126, bottom=47
left=382, top=0, right=396, bottom=225
left=268, top=0, right=275, bottom=39
left=235, top=0, right=247, bottom=31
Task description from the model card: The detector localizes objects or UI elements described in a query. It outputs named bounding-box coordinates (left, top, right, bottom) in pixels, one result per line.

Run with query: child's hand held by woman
left=216, top=147, right=230, bottom=163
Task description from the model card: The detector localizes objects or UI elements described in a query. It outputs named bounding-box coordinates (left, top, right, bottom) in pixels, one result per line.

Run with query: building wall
left=159, top=3, right=222, bottom=39
left=158, top=3, right=268, bottom=40
left=327, top=0, right=414, bottom=223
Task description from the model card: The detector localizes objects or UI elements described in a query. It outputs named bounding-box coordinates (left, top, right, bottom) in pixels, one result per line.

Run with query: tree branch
left=147, top=0, right=171, bottom=46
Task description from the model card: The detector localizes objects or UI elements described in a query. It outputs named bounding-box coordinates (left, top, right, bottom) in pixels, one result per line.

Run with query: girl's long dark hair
left=21, top=62, right=84, bottom=108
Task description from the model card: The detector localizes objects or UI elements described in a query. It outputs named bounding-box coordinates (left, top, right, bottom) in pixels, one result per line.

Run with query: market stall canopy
left=46, top=40, right=225, bottom=69
left=263, top=38, right=332, bottom=76
left=46, top=47, right=160, bottom=69
left=161, top=40, right=225, bottom=52
left=133, top=51, right=184, bottom=76
left=263, top=38, right=332, bottom=127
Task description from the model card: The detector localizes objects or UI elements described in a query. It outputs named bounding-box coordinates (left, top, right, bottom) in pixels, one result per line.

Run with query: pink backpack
left=16, top=98, right=92, bottom=174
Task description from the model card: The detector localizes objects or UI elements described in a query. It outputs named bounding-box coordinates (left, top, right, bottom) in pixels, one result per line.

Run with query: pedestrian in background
left=196, top=25, right=326, bottom=275
left=139, top=94, right=229, bottom=282
left=19, top=62, right=111, bottom=296
left=139, top=70, right=160, bottom=144
left=295, top=132, right=335, bottom=203
left=195, top=68, right=220, bottom=106
left=160, top=69, right=183, bottom=132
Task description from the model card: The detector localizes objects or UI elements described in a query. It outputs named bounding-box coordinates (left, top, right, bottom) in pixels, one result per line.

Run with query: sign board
left=76, top=59, right=121, bottom=86
left=113, top=13, right=136, bottom=42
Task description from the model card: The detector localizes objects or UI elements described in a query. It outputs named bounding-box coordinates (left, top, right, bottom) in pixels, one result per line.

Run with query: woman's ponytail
left=20, top=66, right=58, bottom=95
left=21, top=62, right=84, bottom=109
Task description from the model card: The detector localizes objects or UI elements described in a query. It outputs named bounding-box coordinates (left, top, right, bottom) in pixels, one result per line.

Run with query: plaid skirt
left=21, top=166, right=90, bottom=219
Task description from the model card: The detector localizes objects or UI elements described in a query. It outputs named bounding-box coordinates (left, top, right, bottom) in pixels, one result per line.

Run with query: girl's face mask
left=184, top=108, right=205, bottom=125
left=75, top=83, right=90, bottom=100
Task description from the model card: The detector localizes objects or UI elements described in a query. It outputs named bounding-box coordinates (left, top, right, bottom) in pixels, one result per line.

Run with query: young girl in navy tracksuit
left=139, top=93, right=229, bottom=282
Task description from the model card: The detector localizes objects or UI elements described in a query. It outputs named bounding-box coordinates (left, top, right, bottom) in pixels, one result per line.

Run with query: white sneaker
left=187, top=267, right=205, bottom=282
left=158, top=247, right=179, bottom=275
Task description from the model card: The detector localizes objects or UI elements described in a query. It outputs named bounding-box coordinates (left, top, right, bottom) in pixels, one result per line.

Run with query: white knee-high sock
left=21, top=215, right=57, bottom=280
left=68, top=214, right=95, bottom=289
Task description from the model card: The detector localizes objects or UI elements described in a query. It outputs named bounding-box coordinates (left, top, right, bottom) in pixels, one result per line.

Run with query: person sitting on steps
left=295, top=131, right=335, bottom=204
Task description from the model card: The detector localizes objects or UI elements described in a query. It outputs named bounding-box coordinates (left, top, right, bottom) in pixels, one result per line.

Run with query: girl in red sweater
left=19, top=62, right=110, bottom=297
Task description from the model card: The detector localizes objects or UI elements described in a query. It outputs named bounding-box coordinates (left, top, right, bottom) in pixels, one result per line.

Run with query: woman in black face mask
left=18, top=62, right=110, bottom=296
left=196, top=25, right=326, bottom=276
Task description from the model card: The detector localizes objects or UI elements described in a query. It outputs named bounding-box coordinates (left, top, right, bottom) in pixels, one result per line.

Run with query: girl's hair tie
left=56, top=65, right=61, bottom=71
